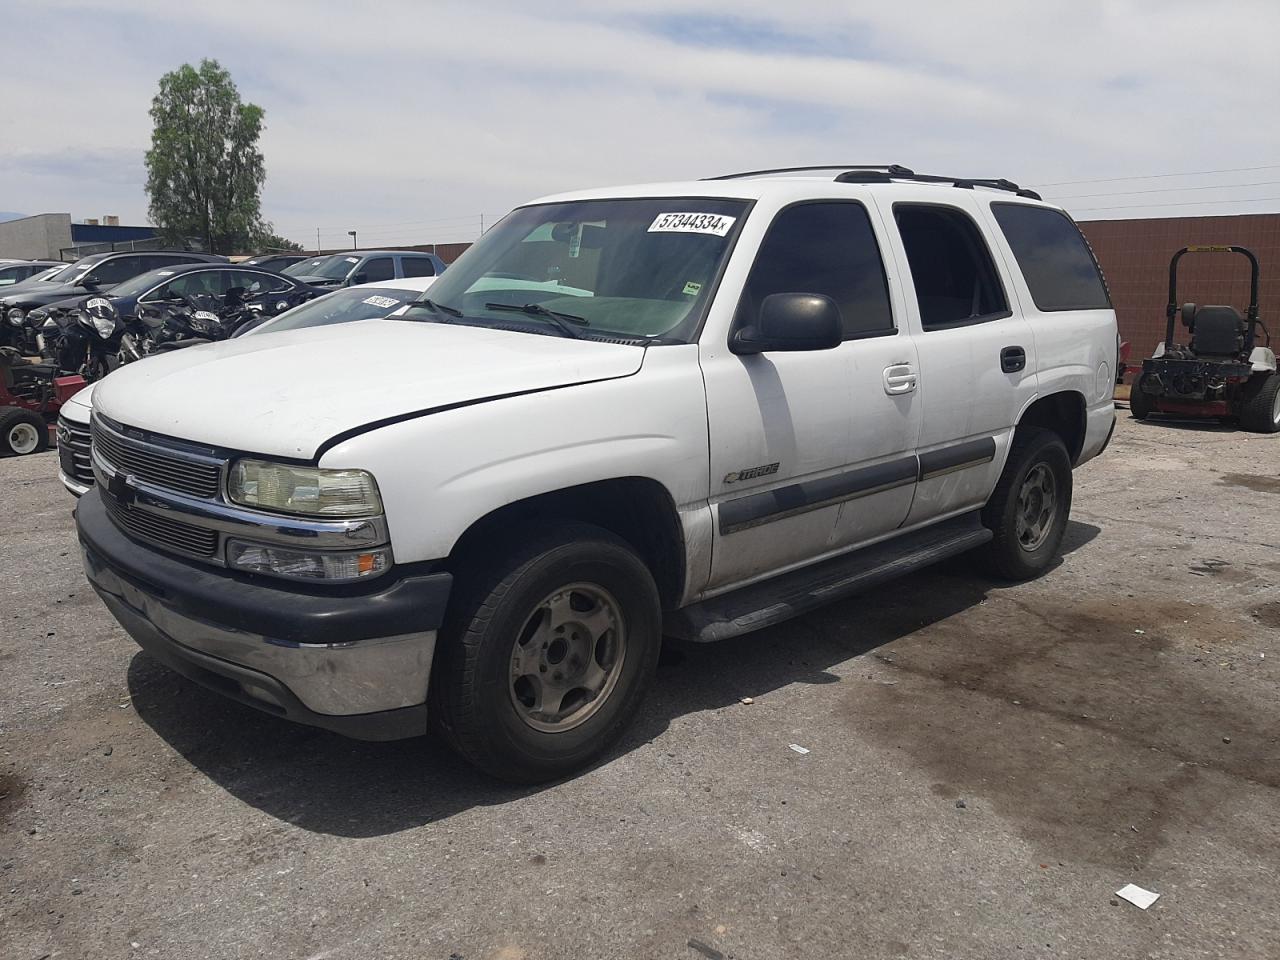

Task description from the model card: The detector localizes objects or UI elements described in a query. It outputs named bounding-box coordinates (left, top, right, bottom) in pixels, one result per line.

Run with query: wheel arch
left=445, top=476, right=687, bottom=610
left=1015, top=390, right=1087, bottom=464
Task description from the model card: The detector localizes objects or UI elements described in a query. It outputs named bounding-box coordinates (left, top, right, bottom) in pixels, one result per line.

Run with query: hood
left=1, top=280, right=92, bottom=310
left=91, top=319, right=646, bottom=459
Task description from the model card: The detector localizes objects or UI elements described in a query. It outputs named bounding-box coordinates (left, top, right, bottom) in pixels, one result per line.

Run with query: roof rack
left=702, top=164, right=1042, bottom=200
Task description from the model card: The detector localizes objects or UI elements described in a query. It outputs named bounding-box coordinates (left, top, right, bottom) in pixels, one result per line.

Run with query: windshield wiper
left=484, top=301, right=588, bottom=339
left=399, top=298, right=463, bottom=321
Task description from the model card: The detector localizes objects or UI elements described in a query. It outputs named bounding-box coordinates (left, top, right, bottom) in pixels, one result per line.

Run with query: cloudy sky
left=3, top=0, right=1279, bottom=249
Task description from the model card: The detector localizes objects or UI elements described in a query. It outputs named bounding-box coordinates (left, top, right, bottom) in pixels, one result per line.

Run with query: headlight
left=226, top=539, right=392, bottom=582
left=6, top=307, right=24, bottom=326
left=228, top=459, right=383, bottom=517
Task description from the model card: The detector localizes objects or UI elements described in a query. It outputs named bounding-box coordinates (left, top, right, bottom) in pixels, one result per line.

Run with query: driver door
left=699, top=199, right=922, bottom=593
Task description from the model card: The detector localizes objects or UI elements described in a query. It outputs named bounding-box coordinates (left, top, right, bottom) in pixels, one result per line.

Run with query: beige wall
left=0, top=213, right=75, bottom=260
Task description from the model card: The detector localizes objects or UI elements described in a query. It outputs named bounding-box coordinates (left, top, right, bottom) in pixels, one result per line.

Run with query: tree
left=145, top=59, right=266, bottom=254
left=251, top=228, right=304, bottom=253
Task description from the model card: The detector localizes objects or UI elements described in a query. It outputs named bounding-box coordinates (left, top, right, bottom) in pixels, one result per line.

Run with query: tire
left=1129, top=375, right=1155, bottom=420
left=430, top=522, right=662, bottom=783
left=0, top=407, right=48, bottom=456
left=1239, top=372, right=1280, bottom=434
left=981, top=427, right=1073, bottom=581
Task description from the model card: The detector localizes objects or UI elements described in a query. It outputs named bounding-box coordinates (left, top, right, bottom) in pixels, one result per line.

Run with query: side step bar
left=665, top=512, right=992, bottom=642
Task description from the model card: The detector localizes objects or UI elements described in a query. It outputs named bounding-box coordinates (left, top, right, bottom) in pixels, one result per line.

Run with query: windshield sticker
left=682, top=281, right=703, bottom=297
left=156, top=270, right=174, bottom=276
left=345, top=257, right=360, bottom=263
left=648, top=212, right=736, bottom=237
left=361, top=295, right=401, bottom=309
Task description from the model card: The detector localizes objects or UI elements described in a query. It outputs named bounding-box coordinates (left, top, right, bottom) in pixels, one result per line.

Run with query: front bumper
left=76, top=488, right=452, bottom=740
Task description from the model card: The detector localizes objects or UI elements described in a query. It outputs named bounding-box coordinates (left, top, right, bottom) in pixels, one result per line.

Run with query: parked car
left=0, top=260, right=61, bottom=287
left=2, top=251, right=226, bottom=347
left=241, top=275, right=435, bottom=335
left=75, top=166, right=1116, bottom=783
left=283, top=250, right=445, bottom=287
left=241, top=253, right=310, bottom=272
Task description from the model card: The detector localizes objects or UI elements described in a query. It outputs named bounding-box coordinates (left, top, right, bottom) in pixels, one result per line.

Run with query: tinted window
left=401, top=256, right=436, bottom=277
left=152, top=269, right=226, bottom=300
left=227, top=269, right=291, bottom=295
left=739, top=201, right=894, bottom=339
left=894, top=205, right=1008, bottom=330
left=991, top=203, right=1111, bottom=312
left=86, top=255, right=146, bottom=287
left=360, top=258, right=395, bottom=283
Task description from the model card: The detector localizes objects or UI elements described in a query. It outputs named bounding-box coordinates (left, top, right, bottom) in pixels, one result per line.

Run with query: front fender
left=319, top=346, right=711, bottom=564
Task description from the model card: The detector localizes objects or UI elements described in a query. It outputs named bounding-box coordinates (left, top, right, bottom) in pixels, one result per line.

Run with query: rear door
left=700, top=198, right=922, bottom=593
left=875, top=195, right=1038, bottom=527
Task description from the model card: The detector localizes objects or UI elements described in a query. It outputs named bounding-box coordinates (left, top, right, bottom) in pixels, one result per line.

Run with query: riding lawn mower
left=0, top=347, right=87, bottom=456
left=1131, top=245, right=1279, bottom=432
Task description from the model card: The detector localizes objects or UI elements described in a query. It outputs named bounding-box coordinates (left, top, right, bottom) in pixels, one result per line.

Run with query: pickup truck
left=75, top=165, right=1117, bottom=782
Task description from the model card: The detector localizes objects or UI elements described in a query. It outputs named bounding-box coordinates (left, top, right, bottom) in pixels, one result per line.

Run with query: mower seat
left=1188, top=305, right=1245, bottom=358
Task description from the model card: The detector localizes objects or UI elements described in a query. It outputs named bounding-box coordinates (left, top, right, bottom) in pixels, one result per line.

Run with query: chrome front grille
left=91, top=417, right=222, bottom=499
left=102, top=493, right=219, bottom=558
left=57, top=416, right=94, bottom=487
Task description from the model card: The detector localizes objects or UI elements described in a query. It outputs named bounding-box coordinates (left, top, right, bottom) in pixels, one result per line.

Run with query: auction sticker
left=362, top=295, right=401, bottom=309
left=648, top=212, right=736, bottom=236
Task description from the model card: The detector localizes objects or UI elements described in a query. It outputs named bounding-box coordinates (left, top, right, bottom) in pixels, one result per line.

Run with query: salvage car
left=0, top=260, right=61, bottom=287
left=74, top=165, right=1117, bottom=782
left=2, top=250, right=225, bottom=337
left=284, top=250, right=444, bottom=287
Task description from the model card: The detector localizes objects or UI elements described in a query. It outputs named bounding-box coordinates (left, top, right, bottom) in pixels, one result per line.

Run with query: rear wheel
left=0, top=407, right=48, bottom=456
left=431, top=522, right=662, bottom=783
left=1239, top=372, right=1280, bottom=434
left=1129, top=375, right=1155, bottom=419
left=982, top=427, right=1073, bottom=580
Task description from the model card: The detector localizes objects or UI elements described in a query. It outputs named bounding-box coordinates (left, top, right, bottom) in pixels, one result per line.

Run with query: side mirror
left=224, top=286, right=246, bottom=305
left=350, top=272, right=368, bottom=286
left=76, top=274, right=99, bottom=289
left=731, top=293, right=843, bottom=355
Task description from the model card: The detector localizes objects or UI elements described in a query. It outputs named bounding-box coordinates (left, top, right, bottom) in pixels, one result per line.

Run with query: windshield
left=250, top=286, right=420, bottom=335
left=418, top=197, right=749, bottom=343
left=284, top=255, right=356, bottom=280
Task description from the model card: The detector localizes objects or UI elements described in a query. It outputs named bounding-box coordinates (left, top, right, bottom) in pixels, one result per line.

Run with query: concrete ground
left=2, top=413, right=1278, bottom=960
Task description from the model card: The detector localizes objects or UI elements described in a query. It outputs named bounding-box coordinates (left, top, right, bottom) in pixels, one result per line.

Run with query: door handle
left=1000, top=345, right=1026, bottom=373
left=883, top=363, right=918, bottom=395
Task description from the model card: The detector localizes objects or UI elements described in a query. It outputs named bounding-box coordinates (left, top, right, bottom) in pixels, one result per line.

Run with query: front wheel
left=431, top=523, right=662, bottom=783
left=1239, top=372, right=1280, bottom=434
left=1129, top=375, right=1155, bottom=419
left=981, top=427, right=1073, bottom=580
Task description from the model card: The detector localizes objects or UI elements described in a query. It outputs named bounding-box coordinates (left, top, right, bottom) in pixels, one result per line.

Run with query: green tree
left=145, top=59, right=266, bottom=254
left=250, top=228, right=304, bottom=253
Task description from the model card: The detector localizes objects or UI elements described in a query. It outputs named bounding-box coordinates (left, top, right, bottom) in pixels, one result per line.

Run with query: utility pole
left=480, top=213, right=484, bottom=236
left=316, top=227, right=321, bottom=254
left=348, top=230, right=358, bottom=251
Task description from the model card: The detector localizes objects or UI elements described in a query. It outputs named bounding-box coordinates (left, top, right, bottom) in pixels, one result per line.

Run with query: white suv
left=75, top=165, right=1117, bottom=782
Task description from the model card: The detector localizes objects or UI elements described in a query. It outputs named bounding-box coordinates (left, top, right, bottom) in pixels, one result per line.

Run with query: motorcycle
left=119, top=286, right=312, bottom=364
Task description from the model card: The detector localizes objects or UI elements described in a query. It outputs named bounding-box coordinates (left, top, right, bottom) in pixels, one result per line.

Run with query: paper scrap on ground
left=1116, top=883, right=1160, bottom=909
left=788, top=744, right=810, bottom=755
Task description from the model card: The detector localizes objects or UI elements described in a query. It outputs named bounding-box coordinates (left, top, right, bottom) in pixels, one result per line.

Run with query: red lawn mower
left=0, top=347, right=87, bottom=456
left=1131, top=245, right=1279, bottom=432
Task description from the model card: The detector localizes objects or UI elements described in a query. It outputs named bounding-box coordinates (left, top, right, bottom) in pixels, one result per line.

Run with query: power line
left=1050, top=179, right=1280, bottom=200
left=1030, top=164, right=1280, bottom=188
left=1069, top=195, right=1280, bottom=213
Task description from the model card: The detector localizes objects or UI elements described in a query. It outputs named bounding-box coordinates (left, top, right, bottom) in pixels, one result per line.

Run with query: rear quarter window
left=991, top=203, right=1111, bottom=312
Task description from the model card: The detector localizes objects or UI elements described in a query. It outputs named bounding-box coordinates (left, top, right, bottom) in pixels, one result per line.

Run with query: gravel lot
left=2, top=413, right=1278, bottom=960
